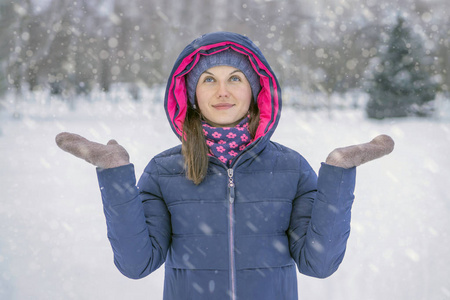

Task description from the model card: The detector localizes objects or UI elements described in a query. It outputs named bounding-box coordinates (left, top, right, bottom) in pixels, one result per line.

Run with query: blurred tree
left=366, top=15, right=438, bottom=119
left=0, top=0, right=448, bottom=108
left=0, top=1, right=15, bottom=97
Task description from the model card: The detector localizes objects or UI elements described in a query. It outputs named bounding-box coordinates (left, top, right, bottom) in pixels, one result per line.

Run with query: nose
left=216, top=81, right=230, bottom=98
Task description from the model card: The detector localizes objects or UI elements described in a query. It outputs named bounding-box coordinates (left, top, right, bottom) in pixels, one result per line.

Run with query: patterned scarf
left=202, top=117, right=252, bottom=166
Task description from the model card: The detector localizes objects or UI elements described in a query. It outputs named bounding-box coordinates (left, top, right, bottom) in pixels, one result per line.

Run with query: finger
left=350, top=134, right=395, bottom=166
left=55, top=132, right=99, bottom=160
left=369, top=134, right=395, bottom=155
left=107, top=139, right=118, bottom=146
left=326, top=134, right=395, bottom=168
left=55, top=132, right=73, bottom=149
left=55, top=132, right=88, bottom=151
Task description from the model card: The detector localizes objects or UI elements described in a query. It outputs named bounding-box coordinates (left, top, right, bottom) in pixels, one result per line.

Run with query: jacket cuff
left=96, top=164, right=138, bottom=206
left=317, top=162, right=356, bottom=205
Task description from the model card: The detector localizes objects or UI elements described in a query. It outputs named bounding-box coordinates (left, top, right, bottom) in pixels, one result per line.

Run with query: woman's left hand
left=325, top=134, right=395, bottom=169
left=55, top=132, right=130, bottom=169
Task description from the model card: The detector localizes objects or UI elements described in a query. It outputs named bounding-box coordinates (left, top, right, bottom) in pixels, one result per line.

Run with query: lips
left=212, top=103, right=234, bottom=110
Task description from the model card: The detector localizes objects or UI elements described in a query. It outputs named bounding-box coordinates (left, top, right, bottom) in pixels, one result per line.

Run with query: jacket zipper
left=215, top=139, right=261, bottom=300
left=227, top=168, right=236, bottom=300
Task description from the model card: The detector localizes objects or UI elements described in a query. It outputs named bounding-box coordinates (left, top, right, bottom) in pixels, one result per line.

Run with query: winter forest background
left=1, top=0, right=449, bottom=112
left=1, top=0, right=450, bottom=299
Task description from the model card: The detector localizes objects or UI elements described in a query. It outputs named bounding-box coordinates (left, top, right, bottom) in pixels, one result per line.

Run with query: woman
left=56, top=31, right=394, bottom=300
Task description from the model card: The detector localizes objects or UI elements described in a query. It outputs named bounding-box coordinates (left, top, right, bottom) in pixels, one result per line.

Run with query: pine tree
left=366, top=15, right=438, bottom=119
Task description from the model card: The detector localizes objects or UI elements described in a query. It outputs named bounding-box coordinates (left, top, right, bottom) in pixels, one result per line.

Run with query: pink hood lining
left=166, top=41, right=280, bottom=142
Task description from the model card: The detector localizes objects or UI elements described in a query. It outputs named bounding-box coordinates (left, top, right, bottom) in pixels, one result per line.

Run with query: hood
left=164, top=31, right=282, bottom=143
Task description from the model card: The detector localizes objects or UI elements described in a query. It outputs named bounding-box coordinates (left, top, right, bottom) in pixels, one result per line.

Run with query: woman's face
left=195, top=65, right=252, bottom=127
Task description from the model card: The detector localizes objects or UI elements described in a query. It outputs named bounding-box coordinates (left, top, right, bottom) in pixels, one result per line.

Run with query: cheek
left=238, top=86, right=252, bottom=104
left=240, top=101, right=251, bottom=115
left=239, top=91, right=252, bottom=110
left=198, top=102, right=209, bottom=115
left=195, top=89, right=209, bottom=107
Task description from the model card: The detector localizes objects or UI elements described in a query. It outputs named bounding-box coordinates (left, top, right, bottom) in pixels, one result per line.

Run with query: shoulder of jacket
left=153, top=144, right=183, bottom=159
left=143, top=145, right=184, bottom=175
left=265, top=141, right=312, bottom=170
left=268, top=141, right=301, bottom=157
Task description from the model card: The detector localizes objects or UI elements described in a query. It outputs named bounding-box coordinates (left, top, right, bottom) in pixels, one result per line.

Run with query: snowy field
left=1, top=90, right=450, bottom=300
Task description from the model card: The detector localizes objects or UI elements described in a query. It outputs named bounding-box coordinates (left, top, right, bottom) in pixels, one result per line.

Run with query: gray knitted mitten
left=55, top=132, right=130, bottom=169
left=325, top=134, right=395, bottom=169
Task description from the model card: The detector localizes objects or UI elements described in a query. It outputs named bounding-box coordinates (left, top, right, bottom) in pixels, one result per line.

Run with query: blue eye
left=204, top=77, right=214, bottom=83
left=230, top=75, right=241, bottom=82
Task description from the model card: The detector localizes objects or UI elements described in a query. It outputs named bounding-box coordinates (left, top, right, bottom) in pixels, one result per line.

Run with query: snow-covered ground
left=1, top=90, right=449, bottom=300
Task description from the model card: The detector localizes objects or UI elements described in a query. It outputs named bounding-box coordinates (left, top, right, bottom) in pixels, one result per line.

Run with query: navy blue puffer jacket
left=97, top=32, right=356, bottom=300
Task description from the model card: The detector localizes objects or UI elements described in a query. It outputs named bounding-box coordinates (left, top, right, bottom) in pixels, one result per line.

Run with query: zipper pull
left=227, top=169, right=235, bottom=203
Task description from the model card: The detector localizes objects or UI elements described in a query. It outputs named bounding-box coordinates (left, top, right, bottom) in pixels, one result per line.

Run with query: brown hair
left=182, top=99, right=260, bottom=185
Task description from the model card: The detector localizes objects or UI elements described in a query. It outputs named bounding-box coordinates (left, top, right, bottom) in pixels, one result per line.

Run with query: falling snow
left=0, top=88, right=449, bottom=299
left=1, top=0, right=450, bottom=299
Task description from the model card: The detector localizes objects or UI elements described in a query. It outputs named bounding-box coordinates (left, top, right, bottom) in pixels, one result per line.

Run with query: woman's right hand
left=55, top=132, right=130, bottom=169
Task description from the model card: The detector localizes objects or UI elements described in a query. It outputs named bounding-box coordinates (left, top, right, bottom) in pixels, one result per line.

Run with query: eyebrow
left=202, top=69, right=243, bottom=76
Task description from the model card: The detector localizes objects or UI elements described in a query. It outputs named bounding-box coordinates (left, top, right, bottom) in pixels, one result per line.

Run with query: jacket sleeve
left=96, top=161, right=171, bottom=279
left=288, top=161, right=356, bottom=278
